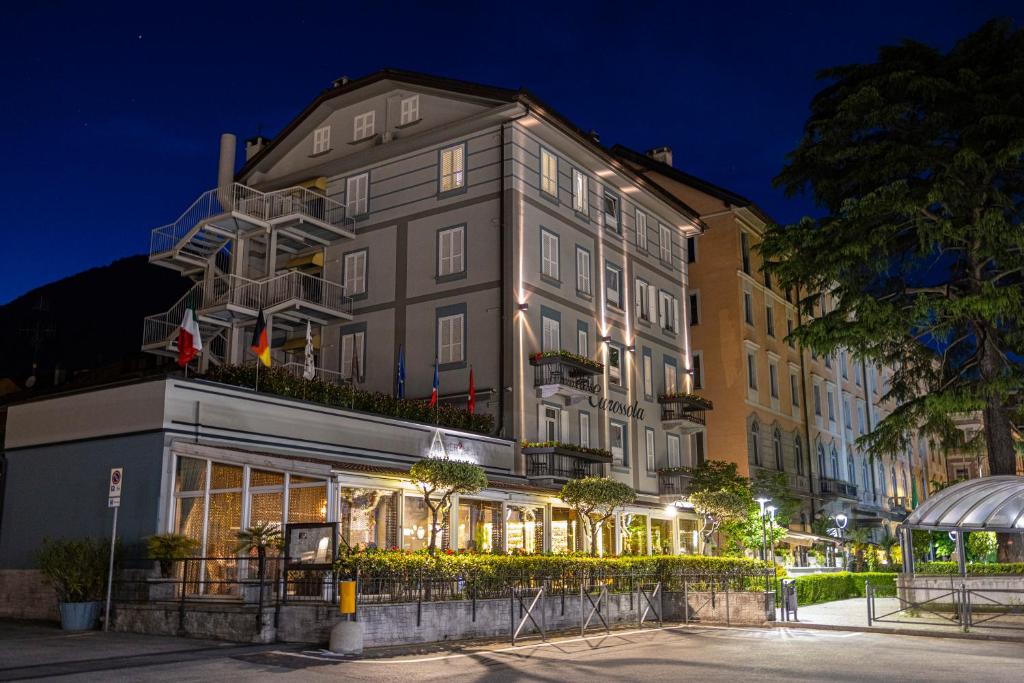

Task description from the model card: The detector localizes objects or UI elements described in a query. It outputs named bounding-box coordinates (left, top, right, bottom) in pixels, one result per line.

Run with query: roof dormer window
left=353, top=111, right=375, bottom=141
left=312, top=126, right=331, bottom=155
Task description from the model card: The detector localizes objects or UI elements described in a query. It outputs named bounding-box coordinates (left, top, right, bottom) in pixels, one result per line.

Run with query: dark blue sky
left=1, top=1, right=1019, bottom=304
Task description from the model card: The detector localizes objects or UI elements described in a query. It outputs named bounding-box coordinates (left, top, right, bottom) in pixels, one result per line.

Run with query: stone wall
left=113, top=589, right=774, bottom=646
left=0, top=570, right=58, bottom=620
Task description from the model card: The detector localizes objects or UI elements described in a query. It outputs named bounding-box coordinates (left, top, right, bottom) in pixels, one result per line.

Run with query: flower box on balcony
left=656, top=392, right=714, bottom=410
left=529, top=350, right=604, bottom=375
left=520, top=441, right=613, bottom=463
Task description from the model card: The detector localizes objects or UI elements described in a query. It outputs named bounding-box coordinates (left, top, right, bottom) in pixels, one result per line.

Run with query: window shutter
left=634, top=279, right=642, bottom=319
left=672, top=298, right=679, bottom=332
left=648, top=284, right=657, bottom=322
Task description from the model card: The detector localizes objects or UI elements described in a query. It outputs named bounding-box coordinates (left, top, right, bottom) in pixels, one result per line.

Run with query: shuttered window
left=540, top=148, right=558, bottom=197
left=572, top=169, right=588, bottom=214
left=343, top=250, right=366, bottom=296
left=636, top=210, right=648, bottom=251
left=438, top=226, right=465, bottom=276
left=576, top=248, right=591, bottom=294
left=346, top=173, right=369, bottom=216
left=400, top=96, right=419, bottom=125
left=312, top=126, right=331, bottom=154
left=438, top=314, right=464, bottom=364
left=353, top=111, right=375, bottom=140
left=340, top=331, right=365, bottom=380
left=541, top=229, right=559, bottom=280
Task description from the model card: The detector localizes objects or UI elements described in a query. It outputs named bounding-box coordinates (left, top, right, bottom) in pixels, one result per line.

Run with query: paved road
left=2, top=622, right=1022, bottom=682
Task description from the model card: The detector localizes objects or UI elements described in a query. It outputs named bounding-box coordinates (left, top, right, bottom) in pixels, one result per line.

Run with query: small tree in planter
left=409, top=458, right=488, bottom=556
left=236, top=522, right=284, bottom=581
left=146, top=534, right=199, bottom=579
left=684, top=460, right=752, bottom=555
left=37, top=537, right=115, bottom=630
left=559, top=477, right=636, bottom=556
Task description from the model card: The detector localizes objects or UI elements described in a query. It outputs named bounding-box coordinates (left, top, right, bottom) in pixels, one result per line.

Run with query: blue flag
left=396, top=345, right=406, bottom=399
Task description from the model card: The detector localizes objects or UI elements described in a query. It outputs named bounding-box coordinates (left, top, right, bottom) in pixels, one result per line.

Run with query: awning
left=904, top=476, right=1024, bottom=533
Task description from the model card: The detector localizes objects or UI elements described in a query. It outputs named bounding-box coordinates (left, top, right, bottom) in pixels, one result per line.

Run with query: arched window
left=830, top=446, right=840, bottom=480
left=847, top=454, right=856, bottom=484
left=891, top=467, right=898, bottom=497
left=817, top=443, right=826, bottom=479
left=750, top=421, right=761, bottom=466
left=862, top=462, right=870, bottom=496
left=878, top=463, right=887, bottom=496
left=773, top=428, right=784, bottom=471
left=794, top=437, right=804, bottom=475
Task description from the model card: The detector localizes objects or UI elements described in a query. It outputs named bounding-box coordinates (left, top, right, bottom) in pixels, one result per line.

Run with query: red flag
left=429, top=361, right=439, bottom=407
left=467, top=366, right=475, bottom=414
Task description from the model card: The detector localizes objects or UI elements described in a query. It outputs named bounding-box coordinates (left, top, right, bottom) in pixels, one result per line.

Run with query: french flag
left=429, top=360, right=439, bottom=407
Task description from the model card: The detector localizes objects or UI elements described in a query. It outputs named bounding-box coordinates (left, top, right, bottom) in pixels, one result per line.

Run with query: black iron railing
left=658, top=395, right=710, bottom=426
left=525, top=451, right=603, bottom=479
left=658, top=471, right=694, bottom=496
left=818, top=477, right=858, bottom=499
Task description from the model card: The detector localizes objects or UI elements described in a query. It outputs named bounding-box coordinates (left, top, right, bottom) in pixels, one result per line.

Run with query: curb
left=768, top=620, right=1024, bottom=644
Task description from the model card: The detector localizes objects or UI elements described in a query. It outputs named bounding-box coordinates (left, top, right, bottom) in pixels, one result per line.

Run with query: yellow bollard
left=339, top=580, right=356, bottom=614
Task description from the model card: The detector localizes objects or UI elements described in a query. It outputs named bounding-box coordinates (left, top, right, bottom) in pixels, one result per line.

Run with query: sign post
left=104, top=467, right=123, bottom=632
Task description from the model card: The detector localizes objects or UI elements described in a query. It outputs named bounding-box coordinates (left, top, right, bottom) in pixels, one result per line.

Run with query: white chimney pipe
left=217, top=133, right=237, bottom=211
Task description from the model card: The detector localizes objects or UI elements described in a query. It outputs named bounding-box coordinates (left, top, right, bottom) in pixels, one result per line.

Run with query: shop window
left=506, top=505, right=544, bottom=553
left=339, top=488, right=398, bottom=550
left=678, top=518, right=700, bottom=555
left=551, top=507, right=580, bottom=553
left=651, top=518, right=673, bottom=555
left=622, top=513, right=648, bottom=555
left=403, top=495, right=436, bottom=552
left=457, top=499, right=502, bottom=552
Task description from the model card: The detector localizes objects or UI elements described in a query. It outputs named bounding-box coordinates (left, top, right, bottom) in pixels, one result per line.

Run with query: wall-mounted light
left=601, top=335, right=612, bottom=343
left=518, top=302, right=530, bottom=311
left=626, top=345, right=635, bottom=353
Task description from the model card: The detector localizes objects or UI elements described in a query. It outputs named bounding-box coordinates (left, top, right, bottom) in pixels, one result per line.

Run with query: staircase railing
left=149, top=183, right=268, bottom=257
left=262, top=270, right=352, bottom=317
left=265, top=186, right=355, bottom=233
left=142, top=282, right=206, bottom=347
left=207, top=273, right=263, bottom=311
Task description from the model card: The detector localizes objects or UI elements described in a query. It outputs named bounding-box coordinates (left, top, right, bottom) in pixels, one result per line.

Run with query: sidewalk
left=778, top=598, right=1024, bottom=642
left=0, top=619, right=280, bottom=680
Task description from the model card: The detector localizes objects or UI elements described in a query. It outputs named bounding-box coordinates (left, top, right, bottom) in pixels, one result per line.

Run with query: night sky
left=2, top=1, right=1020, bottom=304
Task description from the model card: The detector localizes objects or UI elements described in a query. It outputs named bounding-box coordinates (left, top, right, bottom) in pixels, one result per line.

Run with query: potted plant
left=235, top=522, right=283, bottom=603
left=147, top=534, right=199, bottom=578
left=36, top=538, right=112, bottom=631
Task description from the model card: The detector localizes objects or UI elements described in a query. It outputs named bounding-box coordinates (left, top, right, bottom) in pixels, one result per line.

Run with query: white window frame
left=438, top=314, right=465, bottom=365
left=399, top=95, right=419, bottom=125
left=540, top=148, right=558, bottom=197
left=636, top=210, right=648, bottom=251
left=576, top=247, right=591, bottom=294
left=312, top=125, right=331, bottom=154
left=605, top=264, right=621, bottom=308
left=646, top=428, right=656, bottom=472
left=642, top=352, right=653, bottom=397
left=346, top=173, right=369, bottom=216
left=572, top=168, right=588, bottom=214
left=440, top=144, right=466, bottom=193
left=438, top=225, right=465, bottom=277
left=658, top=291, right=679, bottom=333
left=340, top=331, right=365, bottom=381
left=541, top=404, right=561, bottom=442
left=579, top=412, right=591, bottom=448
left=608, top=345, right=622, bottom=385
left=343, top=250, right=367, bottom=296
left=636, top=278, right=651, bottom=322
left=542, top=316, right=560, bottom=352
left=610, top=422, right=626, bottom=467
left=603, top=191, right=619, bottom=233
left=659, top=223, right=672, bottom=264
left=353, top=111, right=375, bottom=141
left=664, top=361, right=678, bottom=395
left=541, top=229, right=559, bottom=280
left=577, top=328, right=588, bottom=357
left=667, top=434, right=682, bottom=469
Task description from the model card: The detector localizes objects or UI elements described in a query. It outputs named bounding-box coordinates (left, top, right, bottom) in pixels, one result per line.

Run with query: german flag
left=250, top=309, right=271, bottom=367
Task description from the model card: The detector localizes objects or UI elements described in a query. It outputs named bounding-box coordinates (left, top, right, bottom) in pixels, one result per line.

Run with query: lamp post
left=755, top=497, right=770, bottom=562
left=766, top=506, right=778, bottom=566
left=835, top=513, right=849, bottom=568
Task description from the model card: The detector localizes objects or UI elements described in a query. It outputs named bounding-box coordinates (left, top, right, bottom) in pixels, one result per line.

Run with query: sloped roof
left=904, top=476, right=1024, bottom=532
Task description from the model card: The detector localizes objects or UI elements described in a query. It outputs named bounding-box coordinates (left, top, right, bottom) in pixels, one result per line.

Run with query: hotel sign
left=588, top=395, right=645, bottom=421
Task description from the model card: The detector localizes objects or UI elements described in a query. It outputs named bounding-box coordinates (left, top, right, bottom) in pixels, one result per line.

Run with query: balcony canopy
left=904, top=476, right=1024, bottom=533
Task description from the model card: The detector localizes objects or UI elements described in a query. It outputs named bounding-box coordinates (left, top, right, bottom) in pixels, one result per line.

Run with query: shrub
left=204, top=365, right=494, bottom=434
left=37, top=537, right=116, bottom=603
left=794, top=571, right=896, bottom=606
left=915, top=562, right=1024, bottom=575
left=146, top=534, right=199, bottom=578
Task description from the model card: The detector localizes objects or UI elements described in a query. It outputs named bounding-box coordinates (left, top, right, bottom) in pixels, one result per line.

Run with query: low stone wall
left=898, top=574, right=1024, bottom=606
left=114, top=589, right=773, bottom=646
left=0, top=570, right=58, bottom=621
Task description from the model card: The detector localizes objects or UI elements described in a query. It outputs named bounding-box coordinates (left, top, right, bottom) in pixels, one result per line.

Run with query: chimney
left=646, top=146, right=673, bottom=167
left=332, top=75, right=351, bottom=88
left=245, top=135, right=268, bottom=161
left=217, top=133, right=237, bottom=211
left=588, top=129, right=600, bottom=144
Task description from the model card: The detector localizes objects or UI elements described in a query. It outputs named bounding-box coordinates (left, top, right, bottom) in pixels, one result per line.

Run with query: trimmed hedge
left=205, top=364, right=494, bottom=434
left=336, top=550, right=771, bottom=579
left=794, top=572, right=897, bottom=606
left=915, top=562, right=1024, bottom=576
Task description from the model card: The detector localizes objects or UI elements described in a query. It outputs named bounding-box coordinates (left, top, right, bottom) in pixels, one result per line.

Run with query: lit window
left=577, top=327, right=588, bottom=357
left=312, top=125, right=331, bottom=154
left=664, top=361, right=678, bottom=394
left=346, top=173, right=369, bottom=216
left=540, top=148, right=558, bottom=197
left=576, top=248, right=591, bottom=294
left=440, top=144, right=466, bottom=193
left=438, top=226, right=465, bottom=277
left=541, top=229, right=559, bottom=280
left=399, top=96, right=419, bottom=125
left=438, top=314, right=464, bottom=364
left=603, top=191, right=619, bottom=233
left=343, top=250, right=367, bottom=296
left=572, top=169, right=588, bottom=214
left=353, top=111, right=375, bottom=140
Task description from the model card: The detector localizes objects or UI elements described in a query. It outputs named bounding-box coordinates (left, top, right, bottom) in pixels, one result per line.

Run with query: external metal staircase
left=149, top=183, right=358, bottom=273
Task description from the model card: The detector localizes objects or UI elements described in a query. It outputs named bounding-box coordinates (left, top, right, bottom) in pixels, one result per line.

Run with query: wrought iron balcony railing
left=817, top=477, right=858, bottom=500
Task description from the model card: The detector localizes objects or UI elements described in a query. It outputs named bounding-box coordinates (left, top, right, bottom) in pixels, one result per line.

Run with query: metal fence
left=867, top=579, right=1024, bottom=633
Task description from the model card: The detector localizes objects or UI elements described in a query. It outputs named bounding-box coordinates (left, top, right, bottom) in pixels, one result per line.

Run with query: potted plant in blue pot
left=37, top=538, right=112, bottom=630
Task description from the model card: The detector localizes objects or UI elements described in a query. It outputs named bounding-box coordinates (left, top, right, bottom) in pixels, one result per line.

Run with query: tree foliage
left=560, top=476, right=637, bottom=556
left=760, top=20, right=1024, bottom=485
left=684, top=460, right=753, bottom=553
left=409, top=458, right=488, bottom=556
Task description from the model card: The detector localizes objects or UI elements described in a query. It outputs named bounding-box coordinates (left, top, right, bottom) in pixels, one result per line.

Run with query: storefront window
left=288, top=475, right=328, bottom=524
left=339, top=488, right=397, bottom=550
left=457, top=499, right=501, bottom=552
left=551, top=507, right=580, bottom=553
left=506, top=505, right=544, bottom=554
left=403, top=495, right=436, bottom=552
left=678, top=518, right=700, bottom=555
left=622, top=513, right=648, bottom=555
left=580, top=516, right=614, bottom=556
left=651, top=519, right=673, bottom=555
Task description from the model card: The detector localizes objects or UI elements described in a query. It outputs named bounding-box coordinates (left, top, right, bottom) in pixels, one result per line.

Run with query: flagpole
left=255, top=357, right=260, bottom=393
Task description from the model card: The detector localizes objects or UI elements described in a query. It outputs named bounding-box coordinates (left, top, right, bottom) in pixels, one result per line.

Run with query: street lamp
left=766, top=506, right=778, bottom=565
left=834, top=513, right=849, bottom=568
left=755, top=497, right=770, bottom=562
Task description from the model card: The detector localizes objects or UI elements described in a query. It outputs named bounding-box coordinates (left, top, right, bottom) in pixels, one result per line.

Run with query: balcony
left=522, top=443, right=610, bottom=486
left=657, top=470, right=694, bottom=503
left=817, top=477, right=858, bottom=500
left=149, top=183, right=356, bottom=273
left=531, top=351, right=603, bottom=401
left=658, top=393, right=713, bottom=434
left=886, top=496, right=910, bottom=520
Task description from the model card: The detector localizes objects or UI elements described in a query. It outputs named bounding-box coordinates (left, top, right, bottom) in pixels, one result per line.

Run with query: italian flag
left=177, top=308, right=202, bottom=367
